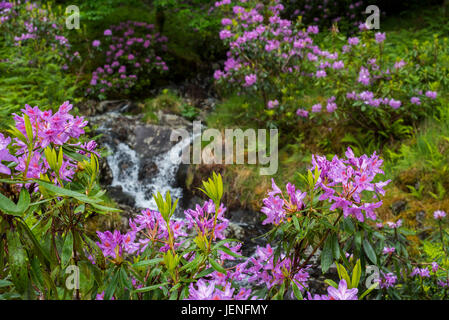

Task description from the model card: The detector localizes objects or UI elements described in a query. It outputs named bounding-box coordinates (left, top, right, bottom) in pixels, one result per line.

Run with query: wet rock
left=89, top=106, right=192, bottom=212
left=138, top=161, right=158, bottom=181
left=176, top=163, right=189, bottom=188
left=391, top=200, right=407, bottom=216
left=134, top=124, right=175, bottom=157
left=107, top=186, right=135, bottom=208
left=96, top=100, right=139, bottom=115
left=156, top=110, right=192, bottom=128
left=99, top=158, right=113, bottom=186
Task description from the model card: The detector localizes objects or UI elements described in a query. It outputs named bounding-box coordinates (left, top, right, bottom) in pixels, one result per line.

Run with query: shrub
left=86, top=21, right=169, bottom=100
left=0, top=1, right=80, bottom=124
left=0, top=102, right=118, bottom=299
left=213, top=2, right=439, bottom=142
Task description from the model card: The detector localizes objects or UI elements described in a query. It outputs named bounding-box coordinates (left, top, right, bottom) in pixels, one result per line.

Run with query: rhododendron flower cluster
left=187, top=279, right=252, bottom=300
left=260, top=147, right=390, bottom=225
left=376, top=272, right=397, bottom=289
left=245, top=244, right=310, bottom=291
left=213, top=2, right=438, bottom=132
left=96, top=230, right=139, bottom=259
left=185, top=199, right=229, bottom=240
left=0, top=133, right=17, bottom=175
left=87, top=21, right=168, bottom=98
left=306, top=279, right=358, bottom=300
left=261, top=179, right=306, bottom=225
left=1, top=1, right=78, bottom=67
left=311, top=147, right=390, bottom=222
left=0, top=1, right=14, bottom=24
left=2, top=102, right=95, bottom=185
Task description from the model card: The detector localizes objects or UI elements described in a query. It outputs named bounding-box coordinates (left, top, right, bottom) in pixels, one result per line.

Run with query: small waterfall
left=105, top=131, right=195, bottom=211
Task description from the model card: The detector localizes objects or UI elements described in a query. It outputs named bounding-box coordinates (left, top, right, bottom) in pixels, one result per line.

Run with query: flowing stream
left=105, top=135, right=194, bottom=211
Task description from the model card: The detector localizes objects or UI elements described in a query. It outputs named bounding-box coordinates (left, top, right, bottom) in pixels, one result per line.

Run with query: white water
left=106, top=133, right=194, bottom=210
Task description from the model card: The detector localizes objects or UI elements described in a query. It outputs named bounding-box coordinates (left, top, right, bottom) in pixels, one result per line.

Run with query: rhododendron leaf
left=359, top=282, right=379, bottom=300
left=194, top=267, right=214, bottom=279
left=0, top=280, right=12, bottom=288
left=212, top=238, right=240, bottom=250
left=132, top=258, right=163, bottom=268
left=0, top=192, right=22, bottom=216
left=363, top=239, right=377, bottom=264
left=351, top=259, right=362, bottom=289
left=321, top=219, right=338, bottom=232
left=208, top=257, right=226, bottom=274
left=336, top=263, right=351, bottom=285
left=321, top=235, right=334, bottom=273
left=273, top=282, right=285, bottom=300
left=292, top=282, right=304, bottom=300
left=218, top=245, right=245, bottom=259
left=355, top=231, right=362, bottom=253
left=23, top=114, right=34, bottom=145
left=324, top=279, right=339, bottom=289
left=74, top=204, right=85, bottom=214
left=292, top=215, right=300, bottom=230
left=61, top=231, right=73, bottom=267
left=62, top=147, right=88, bottom=163
left=90, top=202, right=121, bottom=213
left=6, top=229, right=29, bottom=295
left=332, top=235, right=341, bottom=260
left=57, top=147, right=64, bottom=172
left=16, top=220, right=50, bottom=269
left=16, top=188, right=30, bottom=214
left=179, top=254, right=201, bottom=273
left=133, top=282, right=169, bottom=294
left=35, top=180, right=100, bottom=204
left=7, top=127, right=27, bottom=145
left=104, top=270, right=119, bottom=300
left=343, top=218, right=355, bottom=234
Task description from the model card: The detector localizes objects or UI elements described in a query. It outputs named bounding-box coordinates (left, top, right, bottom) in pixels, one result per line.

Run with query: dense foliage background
left=1, top=0, right=449, bottom=300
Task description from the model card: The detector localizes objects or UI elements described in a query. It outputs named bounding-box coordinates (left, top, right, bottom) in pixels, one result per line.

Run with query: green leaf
left=132, top=258, right=163, bottom=268
left=195, top=267, right=214, bottom=279
left=292, top=282, right=304, bottom=300
left=61, top=231, right=73, bottom=267
left=359, top=282, right=379, bottom=300
left=16, top=188, right=30, bottom=214
left=6, top=229, right=29, bottom=295
left=16, top=221, right=51, bottom=269
left=218, top=245, right=245, bottom=259
left=90, top=202, right=121, bottom=212
left=35, top=180, right=93, bottom=200
left=0, top=192, right=21, bottom=216
left=104, top=270, right=119, bottom=300
left=351, top=259, right=362, bottom=289
left=212, top=238, right=240, bottom=250
left=208, top=257, right=226, bottom=274
left=343, top=218, right=355, bottom=234
left=324, top=279, right=338, bottom=288
left=23, top=114, right=34, bottom=144
left=332, top=234, right=340, bottom=260
left=363, top=239, right=377, bottom=265
left=0, top=280, right=13, bottom=288
left=133, top=282, right=169, bottom=293
left=336, top=263, right=351, bottom=285
left=321, top=235, right=334, bottom=273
